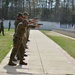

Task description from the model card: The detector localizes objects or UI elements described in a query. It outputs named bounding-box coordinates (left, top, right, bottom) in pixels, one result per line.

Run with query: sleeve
left=23, top=19, right=29, bottom=25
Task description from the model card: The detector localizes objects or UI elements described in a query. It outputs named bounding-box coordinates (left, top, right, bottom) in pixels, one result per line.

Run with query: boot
left=19, top=61, right=27, bottom=65
left=24, top=54, right=28, bottom=57
left=8, top=61, right=16, bottom=66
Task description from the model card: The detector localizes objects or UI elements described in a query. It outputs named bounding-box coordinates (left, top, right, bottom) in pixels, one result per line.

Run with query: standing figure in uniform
left=13, top=12, right=27, bottom=61
left=13, top=13, right=23, bottom=61
left=0, top=19, right=5, bottom=36
left=14, top=13, right=23, bottom=32
left=8, top=19, right=29, bottom=66
left=22, top=12, right=29, bottom=49
left=23, top=12, right=40, bottom=44
left=8, top=20, right=11, bottom=31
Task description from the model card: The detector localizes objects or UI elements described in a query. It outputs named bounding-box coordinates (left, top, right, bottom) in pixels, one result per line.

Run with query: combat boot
left=19, top=61, right=27, bottom=65
left=8, top=61, right=16, bottom=66
left=24, top=54, right=28, bottom=57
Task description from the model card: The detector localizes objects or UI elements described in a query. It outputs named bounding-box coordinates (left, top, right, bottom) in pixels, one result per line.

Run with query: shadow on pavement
left=4, top=65, right=33, bottom=75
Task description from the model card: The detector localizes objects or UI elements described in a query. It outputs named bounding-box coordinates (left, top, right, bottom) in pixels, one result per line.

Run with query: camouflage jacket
left=15, top=19, right=28, bottom=39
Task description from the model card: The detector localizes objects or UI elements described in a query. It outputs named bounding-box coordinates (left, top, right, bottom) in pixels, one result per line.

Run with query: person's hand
left=36, top=25, right=40, bottom=28
left=32, top=18, right=36, bottom=23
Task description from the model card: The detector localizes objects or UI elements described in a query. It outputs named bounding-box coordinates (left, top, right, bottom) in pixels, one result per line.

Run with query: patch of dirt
left=45, top=31, right=64, bottom=36
left=45, top=31, right=75, bottom=40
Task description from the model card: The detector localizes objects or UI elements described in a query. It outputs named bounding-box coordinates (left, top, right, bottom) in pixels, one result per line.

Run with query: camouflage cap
left=17, top=12, right=23, bottom=17
left=23, top=12, right=29, bottom=16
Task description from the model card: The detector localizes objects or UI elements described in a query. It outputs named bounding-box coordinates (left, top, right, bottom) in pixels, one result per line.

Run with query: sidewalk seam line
left=33, top=31, right=46, bottom=74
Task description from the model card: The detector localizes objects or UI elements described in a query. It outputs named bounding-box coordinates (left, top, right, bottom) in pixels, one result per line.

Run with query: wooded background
left=0, top=0, right=75, bottom=24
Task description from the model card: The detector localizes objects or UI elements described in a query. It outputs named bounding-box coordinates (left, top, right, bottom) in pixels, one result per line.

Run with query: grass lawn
left=0, top=29, right=14, bottom=63
left=41, top=30, right=75, bottom=58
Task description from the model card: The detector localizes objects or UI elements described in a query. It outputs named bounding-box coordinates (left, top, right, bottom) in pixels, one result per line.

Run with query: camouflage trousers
left=23, top=33, right=27, bottom=48
left=9, top=36, right=25, bottom=62
left=26, top=28, right=30, bottom=42
left=17, top=33, right=27, bottom=59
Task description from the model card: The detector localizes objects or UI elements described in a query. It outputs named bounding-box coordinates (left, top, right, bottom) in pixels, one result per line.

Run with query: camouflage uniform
left=22, top=12, right=29, bottom=48
left=23, top=27, right=27, bottom=48
left=23, top=19, right=29, bottom=47
left=14, top=13, right=25, bottom=60
left=14, top=13, right=23, bottom=32
left=23, top=12, right=37, bottom=47
left=26, top=26, right=30, bottom=42
left=8, top=19, right=28, bottom=66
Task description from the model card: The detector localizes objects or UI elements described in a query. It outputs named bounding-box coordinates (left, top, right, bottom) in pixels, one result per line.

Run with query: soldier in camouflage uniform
left=23, top=13, right=40, bottom=44
left=14, top=13, right=23, bottom=32
left=13, top=13, right=24, bottom=61
left=8, top=19, right=29, bottom=66
left=22, top=12, right=29, bottom=49
left=23, top=12, right=38, bottom=45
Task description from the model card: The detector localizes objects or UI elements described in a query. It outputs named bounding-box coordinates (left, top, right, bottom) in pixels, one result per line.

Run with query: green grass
left=41, top=30, right=75, bottom=58
left=0, top=29, right=14, bottom=63
left=0, top=29, right=75, bottom=63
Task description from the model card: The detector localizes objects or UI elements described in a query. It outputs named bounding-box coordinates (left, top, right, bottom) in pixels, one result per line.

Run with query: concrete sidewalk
left=0, top=30, right=75, bottom=75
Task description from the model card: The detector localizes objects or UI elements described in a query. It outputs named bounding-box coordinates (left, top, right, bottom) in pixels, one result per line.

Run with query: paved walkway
left=0, top=30, right=75, bottom=75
